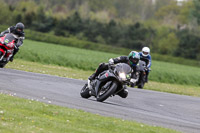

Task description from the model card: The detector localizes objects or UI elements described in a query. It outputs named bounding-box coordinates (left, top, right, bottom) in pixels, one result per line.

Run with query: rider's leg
left=145, top=70, right=149, bottom=82
left=88, top=63, right=109, bottom=80
left=88, top=63, right=109, bottom=89
left=10, top=47, right=19, bottom=62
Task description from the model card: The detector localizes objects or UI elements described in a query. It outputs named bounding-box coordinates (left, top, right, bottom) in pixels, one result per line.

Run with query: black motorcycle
left=130, top=60, right=147, bottom=89
left=80, top=63, right=132, bottom=102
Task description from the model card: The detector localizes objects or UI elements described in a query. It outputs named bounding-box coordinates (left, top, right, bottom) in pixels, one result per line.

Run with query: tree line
left=0, top=0, right=200, bottom=60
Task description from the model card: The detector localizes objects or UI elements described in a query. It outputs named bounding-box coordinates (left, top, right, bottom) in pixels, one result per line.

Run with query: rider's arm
left=16, top=32, right=25, bottom=47
left=16, top=38, right=23, bottom=47
left=0, top=26, right=15, bottom=36
left=0, top=29, right=9, bottom=36
left=113, top=56, right=128, bottom=64
left=147, top=55, right=151, bottom=68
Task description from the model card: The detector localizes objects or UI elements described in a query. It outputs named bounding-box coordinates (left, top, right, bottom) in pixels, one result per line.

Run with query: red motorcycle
left=0, top=33, right=16, bottom=68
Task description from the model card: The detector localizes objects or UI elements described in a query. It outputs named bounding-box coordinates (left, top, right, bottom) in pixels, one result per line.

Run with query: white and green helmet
left=128, top=51, right=140, bottom=65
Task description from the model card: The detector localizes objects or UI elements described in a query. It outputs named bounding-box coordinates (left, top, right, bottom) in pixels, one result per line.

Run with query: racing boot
left=117, top=86, right=128, bottom=98
left=10, top=48, right=19, bottom=62
left=9, top=56, right=14, bottom=62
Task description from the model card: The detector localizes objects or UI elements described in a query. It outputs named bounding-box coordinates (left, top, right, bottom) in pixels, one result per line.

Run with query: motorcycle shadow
left=87, top=98, right=127, bottom=107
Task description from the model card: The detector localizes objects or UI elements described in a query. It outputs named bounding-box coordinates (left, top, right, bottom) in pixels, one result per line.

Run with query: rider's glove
left=108, top=58, right=114, bottom=65
left=130, top=78, right=137, bottom=83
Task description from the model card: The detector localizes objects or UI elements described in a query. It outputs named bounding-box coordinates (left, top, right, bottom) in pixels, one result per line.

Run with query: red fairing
left=0, top=34, right=16, bottom=59
left=0, top=36, right=5, bottom=42
left=6, top=40, right=15, bottom=49
left=0, top=36, right=15, bottom=50
left=0, top=36, right=6, bottom=55
left=0, top=48, right=5, bottom=55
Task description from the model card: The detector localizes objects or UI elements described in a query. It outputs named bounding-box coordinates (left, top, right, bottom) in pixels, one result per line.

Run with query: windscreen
left=115, top=63, right=132, bottom=74
left=137, top=60, right=146, bottom=71
left=3, top=34, right=15, bottom=45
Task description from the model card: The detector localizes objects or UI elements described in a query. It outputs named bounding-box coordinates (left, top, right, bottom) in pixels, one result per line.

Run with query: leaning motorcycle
left=0, top=33, right=16, bottom=68
left=129, top=60, right=147, bottom=89
left=80, top=63, right=132, bottom=102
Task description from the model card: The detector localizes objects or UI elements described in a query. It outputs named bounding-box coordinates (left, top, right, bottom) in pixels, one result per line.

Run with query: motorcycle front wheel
left=96, top=81, right=117, bottom=102
left=138, top=77, right=145, bottom=89
left=0, top=51, right=5, bottom=68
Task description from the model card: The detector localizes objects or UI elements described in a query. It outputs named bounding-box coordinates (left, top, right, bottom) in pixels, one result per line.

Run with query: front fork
left=0, top=51, right=5, bottom=61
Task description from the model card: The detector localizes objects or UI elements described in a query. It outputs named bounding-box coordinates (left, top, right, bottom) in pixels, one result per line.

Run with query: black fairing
left=94, top=63, right=132, bottom=96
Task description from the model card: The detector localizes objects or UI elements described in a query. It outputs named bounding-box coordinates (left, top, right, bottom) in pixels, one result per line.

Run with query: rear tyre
left=97, top=81, right=117, bottom=102
left=80, top=83, right=91, bottom=99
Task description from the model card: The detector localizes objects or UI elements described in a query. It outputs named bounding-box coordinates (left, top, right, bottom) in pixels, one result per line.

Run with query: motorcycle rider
left=139, top=47, right=151, bottom=82
left=0, top=22, right=25, bottom=62
left=88, top=51, right=140, bottom=98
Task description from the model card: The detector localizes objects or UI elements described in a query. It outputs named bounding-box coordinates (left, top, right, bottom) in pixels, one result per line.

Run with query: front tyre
left=138, top=82, right=144, bottom=89
left=0, top=64, right=6, bottom=68
left=97, top=81, right=117, bottom=102
left=0, top=51, right=6, bottom=68
left=138, top=76, right=145, bottom=89
left=80, top=83, right=91, bottom=99
left=137, top=72, right=146, bottom=89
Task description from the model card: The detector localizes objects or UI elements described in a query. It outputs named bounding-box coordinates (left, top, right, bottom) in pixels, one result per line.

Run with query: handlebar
left=108, top=63, right=115, bottom=71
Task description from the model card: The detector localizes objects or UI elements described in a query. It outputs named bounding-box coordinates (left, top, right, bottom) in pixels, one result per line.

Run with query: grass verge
left=6, top=59, right=200, bottom=97
left=15, top=39, right=200, bottom=86
left=0, top=93, right=179, bottom=133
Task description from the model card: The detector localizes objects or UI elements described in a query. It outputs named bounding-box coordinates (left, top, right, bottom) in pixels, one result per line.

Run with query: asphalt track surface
left=0, top=68, right=200, bottom=133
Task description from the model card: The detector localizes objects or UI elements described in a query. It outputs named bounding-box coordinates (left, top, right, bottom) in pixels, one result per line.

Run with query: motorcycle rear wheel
left=96, top=81, right=117, bottom=102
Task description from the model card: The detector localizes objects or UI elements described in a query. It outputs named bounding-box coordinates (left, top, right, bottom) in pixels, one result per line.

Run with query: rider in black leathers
left=0, top=22, right=25, bottom=62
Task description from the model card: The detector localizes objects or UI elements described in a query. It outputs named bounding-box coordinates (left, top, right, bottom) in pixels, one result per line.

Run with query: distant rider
left=0, top=22, right=25, bottom=62
left=139, top=47, right=151, bottom=82
left=88, top=51, right=140, bottom=98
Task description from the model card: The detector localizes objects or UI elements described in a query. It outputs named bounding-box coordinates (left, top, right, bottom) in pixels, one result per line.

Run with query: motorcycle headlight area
left=119, top=72, right=126, bottom=80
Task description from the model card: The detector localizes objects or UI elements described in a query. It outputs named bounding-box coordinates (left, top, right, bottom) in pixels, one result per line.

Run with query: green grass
left=145, top=81, right=200, bottom=97
left=0, top=25, right=199, bottom=67
left=6, top=59, right=200, bottom=97
left=0, top=94, right=179, bottom=133
left=150, top=61, right=200, bottom=86
left=15, top=39, right=200, bottom=86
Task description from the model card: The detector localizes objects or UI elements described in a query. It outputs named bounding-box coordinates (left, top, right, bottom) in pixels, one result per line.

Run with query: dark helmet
left=128, top=51, right=140, bottom=65
left=15, top=22, right=24, bottom=35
